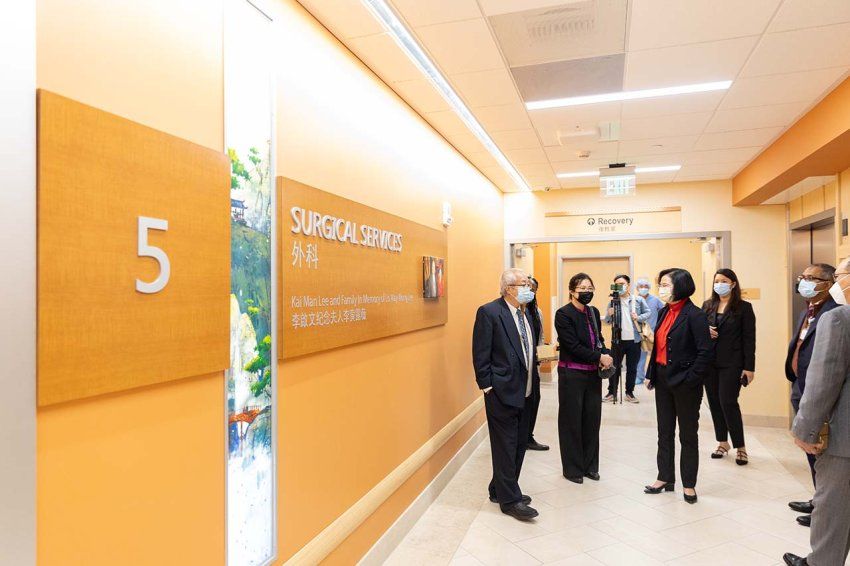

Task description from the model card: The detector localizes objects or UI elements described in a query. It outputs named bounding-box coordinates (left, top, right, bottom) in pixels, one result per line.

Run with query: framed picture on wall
left=423, top=256, right=445, bottom=299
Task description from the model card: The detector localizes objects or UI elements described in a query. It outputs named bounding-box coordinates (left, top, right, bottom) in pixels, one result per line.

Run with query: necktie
left=516, top=308, right=530, bottom=367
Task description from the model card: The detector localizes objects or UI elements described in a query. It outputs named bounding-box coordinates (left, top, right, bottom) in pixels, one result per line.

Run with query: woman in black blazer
left=644, top=268, right=714, bottom=503
left=702, top=268, right=756, bottom=465
left=554, top=273, right=614, bottom=484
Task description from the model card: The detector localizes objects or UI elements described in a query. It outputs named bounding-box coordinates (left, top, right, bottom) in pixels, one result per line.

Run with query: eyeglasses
left=575, top=287, right=595, bottom=292
left=797, top=275, right=830, bottom=283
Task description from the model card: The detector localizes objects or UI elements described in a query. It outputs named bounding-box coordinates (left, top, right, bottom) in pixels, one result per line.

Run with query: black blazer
left=785, top=297, right=840, bottom=388
left=647, top=300, right=715, bottom=388
left=554, top=302, right=609, bottom=366
left=701, top=300, right=756, bottom=371
left=472, top=297, right=541, bottom=408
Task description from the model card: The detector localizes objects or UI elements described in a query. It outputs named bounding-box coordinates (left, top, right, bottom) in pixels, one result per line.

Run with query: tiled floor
left=384, top=381, right=845, bottom=565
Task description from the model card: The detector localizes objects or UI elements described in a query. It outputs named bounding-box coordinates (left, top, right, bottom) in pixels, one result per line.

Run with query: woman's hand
left=599, top=354, right=613, bottom=368
left=742, top=370, right=755, bottom=385
left=645, top=379, right=654, bottom=391
left=607, top=307, right=614, bottom=317
left=631, top=311, right=639, bottom=322
left=709, top=326, right=719, bottom=340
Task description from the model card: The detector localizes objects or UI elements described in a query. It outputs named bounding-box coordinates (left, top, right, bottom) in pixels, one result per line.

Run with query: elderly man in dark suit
left=784, top=257, right=850, bottom=566
left=472, top=268, right=541, bottom=521
left=785, top=263, right=839, bottom=527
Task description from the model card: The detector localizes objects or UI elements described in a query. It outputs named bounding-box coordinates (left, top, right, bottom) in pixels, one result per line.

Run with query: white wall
left=0, top=0, right=37, bottom=563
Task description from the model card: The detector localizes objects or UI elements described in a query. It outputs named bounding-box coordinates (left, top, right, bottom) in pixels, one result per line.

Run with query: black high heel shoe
left=644, top=482, right=675, bottom=494
left=684, top=490, right=698, bottom=504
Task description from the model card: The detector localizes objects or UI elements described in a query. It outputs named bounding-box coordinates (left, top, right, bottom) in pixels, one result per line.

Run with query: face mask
left=638, top=287, right=650, bottom=297
left=714, top=283, right=732, bottom=297
left=576, top=291, right=594, bottom=305
left=829, top=275, right=849, bottom=306
left=516, top=286, right=535, bottom=305
left=659, top=287, right=673, bottom=303
left=798, top=279, right=819, bottom=300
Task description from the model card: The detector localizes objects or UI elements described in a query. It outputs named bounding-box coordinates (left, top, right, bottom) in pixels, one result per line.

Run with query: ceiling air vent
left=489, top=0, right=627, bottom=67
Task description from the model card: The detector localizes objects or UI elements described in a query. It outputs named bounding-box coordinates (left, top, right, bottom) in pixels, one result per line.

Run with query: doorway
left=560, top=255, right=631, bottom=347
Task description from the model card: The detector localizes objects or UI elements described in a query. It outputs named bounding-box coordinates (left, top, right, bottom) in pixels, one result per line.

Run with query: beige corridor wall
left=506, top=181, right=790, bottom=421
left=36, top=0, right=503, bottom=564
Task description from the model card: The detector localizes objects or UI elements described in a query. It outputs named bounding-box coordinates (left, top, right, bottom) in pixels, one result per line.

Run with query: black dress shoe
left=501, top=501, right=539, bottom=521
left=585, top=472, right=600, bottom=481
left=527, top=438, right=550, bottom=451
left=789, top=500, right=814, bottom=514
left=644, top=482, right=675, bottom=494
left=565, top=475, right=584, bottom=484
left=783, top=552, right=808, bottom=565
left=797, top=514, right=811, bottom=527
left=490, top=494, right=531, bottom=505
left=684, top=491, right=698, bottom=504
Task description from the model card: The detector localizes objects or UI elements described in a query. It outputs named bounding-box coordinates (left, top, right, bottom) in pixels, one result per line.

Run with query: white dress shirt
left=511, top=306, right=534, bottom=398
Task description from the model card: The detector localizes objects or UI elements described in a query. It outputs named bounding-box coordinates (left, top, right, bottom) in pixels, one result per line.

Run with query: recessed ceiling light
left=526, top=81, right=732, bottom=110
left=557, top=165, right=681, bottom=178
left=360, top=0, right=532, bottom=192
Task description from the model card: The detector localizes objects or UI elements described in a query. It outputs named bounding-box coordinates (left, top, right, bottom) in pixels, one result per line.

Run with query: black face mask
left=576, top=292, right=594, bottom=305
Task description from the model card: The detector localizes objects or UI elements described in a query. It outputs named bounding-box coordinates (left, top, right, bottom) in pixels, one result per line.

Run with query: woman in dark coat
left=555, top=273, right=613, bottom=484
left=644, top=268, right=715, bottom=504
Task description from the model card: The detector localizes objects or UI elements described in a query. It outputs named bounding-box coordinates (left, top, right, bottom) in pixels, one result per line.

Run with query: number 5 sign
left=37, top=91, right=231, bottom=406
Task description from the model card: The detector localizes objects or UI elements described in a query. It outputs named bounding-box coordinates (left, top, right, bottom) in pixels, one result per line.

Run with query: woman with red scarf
left=643, top=268, right=715, bottom=504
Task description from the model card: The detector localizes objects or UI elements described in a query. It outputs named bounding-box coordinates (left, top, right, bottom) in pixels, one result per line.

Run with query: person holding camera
left=644, top=268, right=714, bottom=504
left=604, top=274, right=650, bottom=403
left=701, top=268, right=756, bottom=466
left=555, top=273, right=614, bottom=484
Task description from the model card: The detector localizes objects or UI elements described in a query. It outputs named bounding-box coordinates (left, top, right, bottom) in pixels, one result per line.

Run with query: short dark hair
left=569, top=272, right=594, bottom=292
left=613, top=274, right=631, bottom=284
left=659, top=268, right=696, bottom=301
left=811, top=263, right=836, bottom=280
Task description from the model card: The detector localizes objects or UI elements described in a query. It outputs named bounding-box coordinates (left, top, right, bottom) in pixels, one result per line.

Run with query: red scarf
left=655, top=300, right=686, bottom=366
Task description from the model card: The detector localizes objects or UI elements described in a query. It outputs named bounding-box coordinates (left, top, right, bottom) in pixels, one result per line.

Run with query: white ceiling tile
left=683, top=147, right=762, bottom=165
left=347, top=33, right=425, bottom=82
left=635, top=171, right=677, bottom=184
left=618, top=136, right=699, bottom=156
left=467, top=151, right=501, bottom=170
left=391, top=78, right=450, bottom=113
left=616, top=153, right=689, bottom=167
left=621, top=91, right=725, bottom=119
left=424, top=109, right=471, bottom=135
left=298, top=0, right=386, bottom=39
left=705, top=102, right=809, bottom=132
left=390, top=0, right=481, bottom=27
left=518, top=163, right=556, bottom=177
left=694, top=127, right=783, bottom=150
left=528, top=102, right=622, bottom=146
left=551, top=158, right=614, bottom=175
left=558, top=177, right=600, bottom=189
left=769, top=0, right=850, bottom=33
left=504, top=146, right=548, bottom=165
left=490, top=129, right=542, bottom=150
left=545, top=143, right=619, bottom=163
left=478, top=0, right=576, bottom=17
left=624, top=36, right=757, bottom=90
left=628, top=0, right=780, bottom=51
left=416, top=19, right=505, bottom=74
left=741, top=22, right=850, bottom=77
left=474, top=103, right=533, bottom=131
left=676, top=162, right=747, bottom=177
left=446, top=132, right=489, bottom=155
left=619, top=113, right=713, bottom=141
left=452, top=68, right=521, bottom=107
left=719, top=67, right=848, bottom=108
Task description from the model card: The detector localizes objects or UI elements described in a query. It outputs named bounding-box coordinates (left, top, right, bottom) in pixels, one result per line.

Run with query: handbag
left=632, top=296, right=655, bottom=352
left=588, top=307, right=616, bottom=380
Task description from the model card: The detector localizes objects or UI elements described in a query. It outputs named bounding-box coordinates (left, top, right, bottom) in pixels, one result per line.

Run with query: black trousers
left=608, top=340, right=642, bottom=396
left=654, top=365, right=702, bottom=489
left=527, top=385, right=541, bottom=442
left=704, top=365, right=745, bottom=447
left=485, top=392, right=531, bottom=508
left=791, top=391, right=817, bottom=487
left=558, top=368, right=602, bottom=478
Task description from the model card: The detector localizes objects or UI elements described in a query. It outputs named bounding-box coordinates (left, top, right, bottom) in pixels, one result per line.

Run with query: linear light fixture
left=360, top=0, right=532, bottom=192
left=556, top=165, right=681, bottom=178
left=527, top=81, right=732, bottom=110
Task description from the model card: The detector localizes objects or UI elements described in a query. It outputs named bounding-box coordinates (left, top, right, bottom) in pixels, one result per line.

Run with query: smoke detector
left=577, top=150, right=591, bottom=159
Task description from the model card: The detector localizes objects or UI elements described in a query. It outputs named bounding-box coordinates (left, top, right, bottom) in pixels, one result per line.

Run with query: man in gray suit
left=784, top=257, right=850, bottom=566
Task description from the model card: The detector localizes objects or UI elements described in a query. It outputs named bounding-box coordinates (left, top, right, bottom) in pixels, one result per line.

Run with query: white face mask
left=659, top=287, right=673, bottom=303
left=830, top=274, right=849, bottom=306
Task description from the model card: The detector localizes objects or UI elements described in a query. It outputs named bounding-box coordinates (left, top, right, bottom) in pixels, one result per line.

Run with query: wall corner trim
left=284, top=396, right=485, bottom=565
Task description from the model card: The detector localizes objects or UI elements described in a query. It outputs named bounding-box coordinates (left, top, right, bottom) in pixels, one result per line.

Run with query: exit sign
left=601, top=174, right=636, bottom=197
